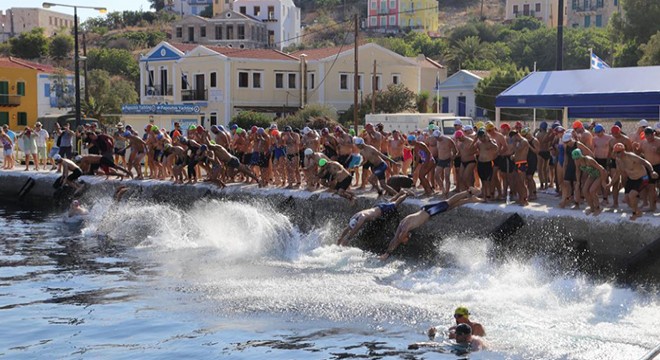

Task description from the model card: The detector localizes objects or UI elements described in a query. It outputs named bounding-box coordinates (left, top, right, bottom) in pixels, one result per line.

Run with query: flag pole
left=533, top=61, right=537, bottom=130
left=435, top=71, right=440, bottom=114
left=589, top=48, right=593, bottom=69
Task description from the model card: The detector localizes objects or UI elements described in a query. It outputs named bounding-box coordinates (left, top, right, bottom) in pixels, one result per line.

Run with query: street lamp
left=42, top=2, right=106, bottom=128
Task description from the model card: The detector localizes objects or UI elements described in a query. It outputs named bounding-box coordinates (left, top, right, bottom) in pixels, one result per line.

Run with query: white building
left=232, top=0, right=301, bottom=49
left=435, top=70, right=490, bottom=120
left=167, top=0, right=214, bottom=16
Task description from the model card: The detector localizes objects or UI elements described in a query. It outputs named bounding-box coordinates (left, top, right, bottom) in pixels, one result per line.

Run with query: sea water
left=1, top=197, right=659, bottom=359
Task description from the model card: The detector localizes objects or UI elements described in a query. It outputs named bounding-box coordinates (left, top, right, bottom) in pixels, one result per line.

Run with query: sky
left=4, top=0, right=153, bottom=21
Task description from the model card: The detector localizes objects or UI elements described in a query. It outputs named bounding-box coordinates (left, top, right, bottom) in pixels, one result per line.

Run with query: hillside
left=439, top=0, right=506, bottom=34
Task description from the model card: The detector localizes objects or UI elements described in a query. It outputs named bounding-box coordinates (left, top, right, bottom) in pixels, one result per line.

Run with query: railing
left=144, top=84, right=173, bottom=96
left=573, top=4, right=599, bottom=12
left=181, top=88, right=208, bottom=101
left=0, top=94, right=22, bottom=106
left=514, top=10, right=536, bottom=17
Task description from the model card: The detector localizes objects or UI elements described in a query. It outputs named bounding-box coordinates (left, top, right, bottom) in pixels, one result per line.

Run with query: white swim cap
left=353, top=137, right=364, bottom=145
left=302, top=126, right=311, bottom=135
left=74, top=155, right=82, bottom=162
left=433, top=129, right=441, bottom=137
left=454, top=119, right=463, bottom=126
left=655, top=122, right=660, bottom=130
left=561, top=131, right=573, bottom=143
left=304, top=148, right=313, bottom=156
left=53, top=154, right=62, bottom=162
left=639, top=119, right=649, bottom=127
left=349, top=218, right=358, bottom=229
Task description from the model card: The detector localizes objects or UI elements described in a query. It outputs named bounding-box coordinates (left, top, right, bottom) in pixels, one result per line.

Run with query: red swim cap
left=611, top=125, right=621, bottom=134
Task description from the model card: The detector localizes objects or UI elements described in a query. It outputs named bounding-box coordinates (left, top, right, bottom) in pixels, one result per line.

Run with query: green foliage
left=416, top=91, right=430, bottom=113
left=231, top=111, right=273, bottom=130
left=614, top=0, right=660, bottom=45
left=279, top=104, right=338, bottom=130
left=639, top=31, right=660, bottom=66
left=509, top=16, right=543, bottom=32
left=49, top=33, right=74, bottom=60
left=148, top=0, right=166, bottom=11
left=475, top=64, right=530, bottom=121
left=9, top=28, right=49, bottom=59
left=0, top=42, right=11, bottom=57
left=87, top=48, right=139, bottom=83
left=339, top=84, right=416, bottom=124
left=444, top=36, right=495, bottom=71
left=101, top=30, right=167, bottom=50
left=200, top=5, right=213, bottom=18
left=82, top=10, right=172, bottom=33
left=83, top=69, right=138, bottom=124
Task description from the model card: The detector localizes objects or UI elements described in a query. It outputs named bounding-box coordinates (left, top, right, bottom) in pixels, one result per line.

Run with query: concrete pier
left=2, top=169, right=659, bottom=281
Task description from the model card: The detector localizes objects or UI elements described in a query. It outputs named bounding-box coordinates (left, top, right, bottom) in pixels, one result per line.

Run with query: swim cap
left=551, top=121, right=560, bottom=129
left=453, top=119, right=463, bottom=126
left=639, top=119, right=649, bottom=127
left=454, top=130, right=464, bottom=139
left=614, top=121, right=623, bottom=128
left=318, top=158, right=327, bottom=167
left=464, top=125, right=473, bottom=132
left=348, top=129, right=356, bottom=136
left=407, top=135, right=416, bottom=142
left=349, top=218, right=358, bottom=229
left=521, top=127, right=530, bottom=136
left=304, top=148, right=313, bottom=156
left=269, top=123, right=278, bottom=130
left=571, top=148, right=583, bottom=160
left=354, top=136, right=365, bottom=145
left=561, top=132, right=573, bottom=143
left=164, top=143, right=172, bottom=150
left=72, top=200, right=80, bottom=206
left=515, top=121, right=523, bottom=129
left=74, top=155, right=82, bottom=162
left=125, top=125, right=132, bottom=130
left=485, top=122, right=496, bottom=131
left=272, top=130, right=280, bottom=137
left=180, top=136, right=188, bottom=144
left=334, top=126, right=343, bottom=133
left=257, top=127, right=265, bottom=135
left=611, top=125, right=621, bottom=134
left=477, top=128, right=486, bottom=137
left=124, top=131, right=132, bottom=137
left=210, top=125, right=219, bottom=133
left=613, top=143, right=625, bottom=153
left=321, top=127, right=329, bottom=134
left=500, top=123, right=511, bottom=131
left=455, top=306, right=470, bottom=317
left=475, top=121, right=484, bottom=130
left=230, top=124, right=238, bottom=131
left=236, top=128, right=244, bottom=134
left=572, top=121, right=584, bottom=129
left=455, top=323, right=472, bottom=336
left=433, top=129, right=441, bottom=137
left=365, top=123, right=374, bottom=130
left=200, top=144, right=208, bottom=152
left=555, top=126, right=565, bottom=133
left=188, top=125, right=196, bottom=131
left=251, top=126, right=258, bottom=134
left=540, top=121, right=548, bottom=130
left=594, top=124, right=604, bottom=133
left=156, top=134, right=163, bottom=140
left=644, top=127, right=654, bottom=135
left=53, top=154, right=62, bottom=162
left=302, top=126, right=311, bottom=135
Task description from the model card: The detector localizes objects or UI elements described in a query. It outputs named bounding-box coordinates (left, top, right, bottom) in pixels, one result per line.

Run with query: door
left=458, top=96, right=466, bottom=116
left=0, top=81, right=8, bottom=105
left=160, top=68, right=168, bottom=95
left=441, top=97, right=449, bottom=113
left=195, top=74, right=205, bottom=100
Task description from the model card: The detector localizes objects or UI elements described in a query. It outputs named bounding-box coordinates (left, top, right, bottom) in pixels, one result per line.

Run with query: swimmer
left=379, top=187, right=483, bottom=260
left=68, top=200, right=88, bottom=217
left=53, top=154, right=84, bottom=193
left=453, top=324, right=486, bottom=352
left=428, top=306, right=486, bottom=339
left=336, top=190, right=413, bottom=246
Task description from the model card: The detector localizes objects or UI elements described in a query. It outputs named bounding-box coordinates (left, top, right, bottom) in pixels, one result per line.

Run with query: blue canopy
left=495, top=66, right=660, bottom=119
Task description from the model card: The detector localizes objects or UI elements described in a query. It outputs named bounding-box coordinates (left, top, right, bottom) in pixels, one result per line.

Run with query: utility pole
left=556, top=0, right=564, bottom=70
left=82, top=32, right=88, bottom=104
left=353, top=13, right=359, bottom=134
left=371, top=60, right=376, bottom=114
left=480, top=0, right=484, bottom=20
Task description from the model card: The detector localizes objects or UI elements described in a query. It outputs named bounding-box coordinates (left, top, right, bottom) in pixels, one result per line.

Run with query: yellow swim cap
left=454, top=306, right=470, bottom=318
left=475, top=121, right=485, bottom=130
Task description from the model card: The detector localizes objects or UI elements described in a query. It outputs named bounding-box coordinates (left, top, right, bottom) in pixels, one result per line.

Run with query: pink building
left=367, top=0, right=399, bottom=31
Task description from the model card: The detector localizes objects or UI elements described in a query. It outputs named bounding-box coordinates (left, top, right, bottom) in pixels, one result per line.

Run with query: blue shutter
left=44, top=83, right=51, bottom=98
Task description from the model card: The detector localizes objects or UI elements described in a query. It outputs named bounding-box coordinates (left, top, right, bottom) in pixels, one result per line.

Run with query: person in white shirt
left=34, top=122, right=49, bottom=170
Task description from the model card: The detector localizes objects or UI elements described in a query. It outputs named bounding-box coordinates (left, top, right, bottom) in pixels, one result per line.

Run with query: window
left=17, top=112, right=27, bottom=126
left=340, top=74, right=348, bottom=90
left=188, top=26, right=195, bottom=42
left=227, top=25, right=233, bottom=40
left=238, top=72, right=249, bottom=88
left=44, top=83, right=50, bottom=98
left=392, top=74, right=400, bottom=84
left=238, top=25, right=245, bottom=40
left=583, top=0, right=588, bottom=8
left=389, top=0, right=396, bottom=9
left=356, top=74, right=362, bottom=90
left=389, top=16, right=395, bottom=25
left=254, top=6, right=260, bottom=16
left=308, top=72, right=315, bottom=90
left=614, top=0, right=618, bottom=6
left=572, top=0, right=578, bottom=9
left=252, top=72, right=262, bottom=88
left=595, top=14, right=602, bottom=27
left=370, top=17, right=377, bottom=26
left=210, top=72, right=217, bottom=87
left=380, top=16, right=386, bottom=26
left=17, top=82, right=25, bottom=96
left=373, top=75, right=381, bottom=90
left=597, top=0, right=603, bottom=7
left=513, top=5, right=518, bottom=13
left=210, top=112, right=218, bottom=126
left=200, top=26, right=206, bottom=37
left=380, top=0, right=386, bottom=11
left=535, top=3, right=541, bottom=12
left=288, top=73, right=296, bottom=89
left=268, top=6, right=275, bottom=20
left=0, top=112, right=8, bottom=126
left=215, top=25, right=222, bottom=39
left=371, top=0, right=376, bottom=9
left=176, top=27, right=182, bottom=38
left=239, top=6, right=246, bottom=14
left=181, top=73, right=188, bottom=90
left=276, top=73, right=284, bottom=88
left=584, top=15, right=591, bottom=27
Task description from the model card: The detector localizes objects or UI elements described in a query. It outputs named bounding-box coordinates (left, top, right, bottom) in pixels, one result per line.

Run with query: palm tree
left=444, top=36, right=494, bottom=70
left=417, top=91, right=430, bottom=113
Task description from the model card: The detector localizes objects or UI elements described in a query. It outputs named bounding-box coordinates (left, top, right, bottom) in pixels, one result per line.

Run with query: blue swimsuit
left=421, top=201, right=449, bottom=217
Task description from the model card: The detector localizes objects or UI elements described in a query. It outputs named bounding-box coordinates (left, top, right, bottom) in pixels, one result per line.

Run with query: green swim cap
left=188, top=125, right=196, bottom=130
left=151, top=125, right=159, bottom=132
left=236, top=128, right=244, bottom=134
left=348, top=129, right=356, bottom=136
left=319, top=158, right=327, bottom=167
left=571, top=148, right=583, bottom=160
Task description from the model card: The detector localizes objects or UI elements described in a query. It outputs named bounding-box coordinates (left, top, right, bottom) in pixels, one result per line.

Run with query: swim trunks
left=376, top=202, right=397, bottom=216
left=453, top=157, right=461, bottom=169
left=595, top=158, right=608, bottom=170
left=461, top=160, right=476, bottom=168
left=477, top=161, right=493, bottom=181
left=337, top=154, right=351, bottom=168
left=335, top=175, right=352, bottom=191
left=227, top=156, right=240, bottom=169
left=362, top=161, right=372, bottom=170
left=516, top=161, right=528, bottom=173
left=625, top=176, right=648, bottom=194
left=67, top=168, right=82, bottom=181
left=436, top=158, right=451, bottom=168
left=421, top=201, right=449, bottom=217
left=651, top=164, right=660, bottom=184
left=372, top=162, right=387, bottom=180
left=538, top=150, right=551, bottom=161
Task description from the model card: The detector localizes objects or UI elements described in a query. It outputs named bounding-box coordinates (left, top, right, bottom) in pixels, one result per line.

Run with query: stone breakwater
left=2, top=169, right=659, bottom=282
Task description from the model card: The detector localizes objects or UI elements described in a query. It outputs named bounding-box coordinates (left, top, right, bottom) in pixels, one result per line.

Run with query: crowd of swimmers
left=1, top=118, right=659, bottom=221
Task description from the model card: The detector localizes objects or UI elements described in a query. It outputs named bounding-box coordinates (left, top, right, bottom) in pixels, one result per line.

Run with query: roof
left=290, top=44, right=352, bottom=61
left=0, top=57, right=68, bottom=73
left=496, top=66, right=660, bottom=119
left=170, top=43, right=297, bottom=61
left=411, top=56, right=445, bottom=69
left=437, top=69, right=485, bottom=90
left=464, top=70, right=490, bottom=79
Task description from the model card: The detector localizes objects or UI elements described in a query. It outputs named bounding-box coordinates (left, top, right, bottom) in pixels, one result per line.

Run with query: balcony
left=573, top=4, right=600, bottom=13
left=514, top=10, right=536, bottom=18
left=144, top=84, right=173, bottom=97
left=181, top=88, right=208, bottom=101
left=378, top=8, right=389, bottom=14
left=0, top=94, right=21, bottom=107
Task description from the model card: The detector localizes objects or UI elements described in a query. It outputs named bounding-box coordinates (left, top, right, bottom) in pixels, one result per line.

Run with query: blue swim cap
left=156, top=134, right=163, bottom=140
left=540, top=121, right=548, bottom=130
left=124, top=131, right=132, bottom=137
left=230, top=124, right=238, bottom=131
left=594, top=124, right=604, bottom=133
left=218, top=125, right=225, bottom=132
left=200, top=144, right=208, bottom=151
left=407, top=135, right=416, bottom=142
left=211, top=125, right=219, bottom=132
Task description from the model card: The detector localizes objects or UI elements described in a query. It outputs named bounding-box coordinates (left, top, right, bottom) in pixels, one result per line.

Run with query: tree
left=87, top=48, right=139, bottom=83
left=9, top=28, right=49, bottom=59
left=614, top=0, right=660, bottom=45
left=444, top=36, right=495, bottom=71
left=231, top=111, right=272, bottom=129
left=416, top=91, right=430, bottom=113
left=339, top=84, right=416, bottom=124
left=148, top=0, right=166, bottom=11
left=639, top=31, right=660, bottom=66
left=509, top=16, right=543, bottom=32
left=200, top=5, right=213, bottom=18
left=49, top=33, right=74, bottom=60
left=83, top=69, right=138, bottom=124
left=278, top=104, right=338, bottom=129
left=475, top=65, right=530, bottom=121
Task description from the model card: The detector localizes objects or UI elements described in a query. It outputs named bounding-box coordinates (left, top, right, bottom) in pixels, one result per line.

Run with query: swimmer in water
left=379, top=187, right=482, bottom=260
left=452, top=323, right=486, bottom=352
left=336, top=190, right=413, bottom=246
left=68, top=200, right=88, bottom=217
left=428, top=306, right=486, bottom=339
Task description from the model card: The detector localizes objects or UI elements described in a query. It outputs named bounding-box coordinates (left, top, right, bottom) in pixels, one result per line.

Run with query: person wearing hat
left=316, top=157, right=355, bottom=201
left=572, top=120, right=594, bottom=151
left=427, top=306, right=486, bottom=340
left=632, top=119, right=650, bottom=146
left=559, top=130, right=593, bottom=209
left=453, top=323, right=486, bottom=352
left=53, top=154, right=84, bottom=193
left=407, top=135, right=436, bottom=196
left=608, top=125, right=633, bottom=208
left=639, top=127, right=660, bottom=212
left=354, top=136, right=398, bottom=196
left=609, top=142, right=658, bottom=220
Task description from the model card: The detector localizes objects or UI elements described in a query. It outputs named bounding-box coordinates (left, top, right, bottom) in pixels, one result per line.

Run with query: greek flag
left=590, top=53, right=610, bottom=70
left=434, top=72, right=441, bottom=91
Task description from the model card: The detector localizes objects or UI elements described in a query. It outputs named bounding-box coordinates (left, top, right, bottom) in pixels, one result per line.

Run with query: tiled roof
left=465, top=70, right=491, bottom=79
left=289, top=44, right=353, bottom=60
left=413, top=57, right=445, bottom=69
left=0, top=57, right=68, bottom=73
left=170, top=42, right=298, bottom=61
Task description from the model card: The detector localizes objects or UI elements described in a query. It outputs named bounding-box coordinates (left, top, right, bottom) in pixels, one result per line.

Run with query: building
left=124, top=41, right=446, bottom=128
left=0, top=57, right=74, bottom=129
left=233, top=0, right=301, bottom=49
left=0, top=7, right=74, bottom=41
left=504, top=0, right=567, bottom=28
left=566, top=0, right=621, bottom=29
left=166, top=0, right=214, bottom=16
left=366, top=0, right=439, bottom=34
left=172, top=12, right=268, bottom=49
left=435, top=70, right=490, bottom=119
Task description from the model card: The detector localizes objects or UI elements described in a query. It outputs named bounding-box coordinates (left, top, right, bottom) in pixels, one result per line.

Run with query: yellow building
left=398, top=0, right=439, bottom=33
left=0, top=57, right=73, bottom=130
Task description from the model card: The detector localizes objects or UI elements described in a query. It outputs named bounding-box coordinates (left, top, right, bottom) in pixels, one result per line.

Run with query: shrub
left=277, top=104, right=337, bottom=129
left=230, top=111, right=272, bottom=130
